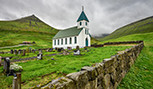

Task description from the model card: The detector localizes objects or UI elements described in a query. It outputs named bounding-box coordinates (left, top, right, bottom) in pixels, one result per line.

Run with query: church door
left=85, top=38, right=88, bottom=47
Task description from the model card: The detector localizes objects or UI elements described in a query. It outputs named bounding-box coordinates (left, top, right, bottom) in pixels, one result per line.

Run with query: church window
left=54, top=40, right=56, bottom=45
left=70, top=37, right=72, bottom=44
left=85, top=29, right=89, bottom=35
left=86, top=22, right=87, bottom=26
left=65, top=38, right=67, bottom=44
left=74, top=37, right=77, bottom=44
left=58, top=39, right=59, bottom=45
left=61, top=39, right=63, bottom=45
left=80, top=22, right=82, bottom=26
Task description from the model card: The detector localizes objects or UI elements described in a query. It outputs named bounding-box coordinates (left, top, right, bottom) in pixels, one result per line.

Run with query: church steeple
left=77, top=6, right=89, bottom=28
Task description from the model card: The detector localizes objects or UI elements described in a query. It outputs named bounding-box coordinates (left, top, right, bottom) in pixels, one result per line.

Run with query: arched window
left=58, top=39, right=59, bottom=45
left=61, top=39, right=63, bottom=45
left=54, top=40, right=56, bottom=45
left=85, top=38, right=88, bottom=47
left=85, top=29, right=89, bottom=35
left=65, top=38, right=67, bottom=44
left=86, top=22, right=87, bottom=26
left=74, top=37, right=77, bottom=44
left=80, top=22, right=82, bottom=26
left=70, top=37, right=72, bottom=44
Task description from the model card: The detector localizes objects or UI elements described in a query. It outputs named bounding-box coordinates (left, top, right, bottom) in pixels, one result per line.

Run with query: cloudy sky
left=0, top=0, right=153, bottom=36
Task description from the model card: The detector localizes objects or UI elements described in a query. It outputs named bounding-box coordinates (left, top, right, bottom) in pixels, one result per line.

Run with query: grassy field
left=100, top=32, right=153, bottom=89
left=99, top=16, right=153, bottom=41
left=0, top=46, right=131, bottom=88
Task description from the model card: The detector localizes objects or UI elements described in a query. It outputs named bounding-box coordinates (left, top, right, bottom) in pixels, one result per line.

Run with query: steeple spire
left=77, top=6, right=89, bottom=22
left=82, top=6, right=84, bottom=11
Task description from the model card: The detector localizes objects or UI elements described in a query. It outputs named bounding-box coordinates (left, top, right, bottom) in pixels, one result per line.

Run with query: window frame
left=74, top=37, right=77, bottom=44
left=54, top=39, right=56, bottom=45
left=65, top=38, right=67, bottom=44
left=70, top=37, right=72, bottom=44
left=58, top=39, right=59, bottom=45
left=80, top=22, right=82, bottom=26
left=61, top=39, right=63, bottom=45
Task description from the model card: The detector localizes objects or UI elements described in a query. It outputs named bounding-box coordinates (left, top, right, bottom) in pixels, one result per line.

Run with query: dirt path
left=0, top=44, right=32, bottom=49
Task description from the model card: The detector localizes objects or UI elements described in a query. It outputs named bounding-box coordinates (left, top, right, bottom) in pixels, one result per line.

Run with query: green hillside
left=0, top=15, right=58, bottom=34
left=100, top=16, right=153, bottom=41
left=0, top=15, right=59, bottom=48
left=101, top=32, right=153, bottom=89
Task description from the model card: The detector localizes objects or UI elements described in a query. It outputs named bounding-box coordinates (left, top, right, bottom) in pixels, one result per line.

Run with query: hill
left=0, top=15, right=58, bottom=34
left=100, top=32, right=153, bottom=89
left=0, top=15, right=59, bottom=48
left=99, top=16, right=153, bottom=41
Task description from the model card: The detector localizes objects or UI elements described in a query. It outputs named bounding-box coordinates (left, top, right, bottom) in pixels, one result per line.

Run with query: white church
left=52, top=7, right=91, bottom=49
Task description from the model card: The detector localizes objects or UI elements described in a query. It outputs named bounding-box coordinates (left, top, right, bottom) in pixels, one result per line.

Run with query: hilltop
left=0, top=15, right=58, bottom=34
left=99, top=16, right=153, bottom=41
left=0, top=15, right=59, bottom=48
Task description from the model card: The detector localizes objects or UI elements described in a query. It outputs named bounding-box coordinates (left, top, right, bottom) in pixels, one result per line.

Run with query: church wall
left=52, top=36, right=80, bottom=49
left=78, top=28, right=91, bottom=47
left=77, top=20, right=88, bottom=29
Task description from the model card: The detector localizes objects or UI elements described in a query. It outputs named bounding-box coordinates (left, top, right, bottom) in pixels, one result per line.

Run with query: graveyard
left=0, top=46, right=132, bottom=88
left=0, top=3, right=152, bottom=88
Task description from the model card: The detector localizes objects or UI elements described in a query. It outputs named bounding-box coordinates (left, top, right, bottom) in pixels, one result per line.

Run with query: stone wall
left=41, top=41, right=144, bottom=89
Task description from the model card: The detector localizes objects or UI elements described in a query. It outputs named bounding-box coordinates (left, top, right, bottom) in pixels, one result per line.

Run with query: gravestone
left=67, top=47, right=72, bottom=50
left=63, top=50, right=69, bottom=55
left=73, top=50, right=80, bottom=55
left=57, top=48, right=62, bottom=52
left=76, top=46, right=80, bottom=50
left=22, top=49, right=26, bottom=56
left=32, top=49, right=36, bottom=53
left=37, top=53, right=43, bottom=60
left=0, top=56, right=2, bottom=66
left=3, top=57, right=10, bottom=75
left=55, top=47, right=58, bottom=50
left=14, top=49, right=18, bottom=55
left=51, top=58, right=55, bottom=60
left=18, top=49, right=21, bottom=55
left=11, top=50, right=14, bottom=54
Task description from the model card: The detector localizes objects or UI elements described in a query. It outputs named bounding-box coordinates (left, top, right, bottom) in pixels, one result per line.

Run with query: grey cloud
left=0, top=0, right=153, bottom=36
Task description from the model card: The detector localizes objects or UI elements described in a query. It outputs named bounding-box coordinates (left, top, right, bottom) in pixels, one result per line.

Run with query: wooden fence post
left=13, top=77, right=18, bottom=89
left=12, top=72, right=21, bottom=89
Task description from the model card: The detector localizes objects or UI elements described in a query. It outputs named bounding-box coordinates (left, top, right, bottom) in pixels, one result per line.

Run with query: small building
left=52, top=7, right=91, bottom=49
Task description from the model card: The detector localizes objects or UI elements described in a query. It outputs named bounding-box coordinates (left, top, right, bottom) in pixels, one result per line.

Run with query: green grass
left=0, top=15, right=58, bottom=48
left=99, top=16, right=153, bottom=41
left=99, top=32, right=153, bottom=89
left=0, top=46, right=131, bottom=88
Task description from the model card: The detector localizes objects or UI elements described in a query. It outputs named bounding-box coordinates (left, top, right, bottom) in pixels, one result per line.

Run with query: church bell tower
left=77, top=6, right=89, bottom=29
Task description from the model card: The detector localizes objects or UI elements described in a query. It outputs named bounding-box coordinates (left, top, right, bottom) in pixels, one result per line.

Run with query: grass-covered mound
left=99, top=16, right=153, bottom=41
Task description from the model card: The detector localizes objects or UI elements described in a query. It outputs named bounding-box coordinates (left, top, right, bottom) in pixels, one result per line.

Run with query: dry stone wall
left=41, top=41, right=144, bottom=89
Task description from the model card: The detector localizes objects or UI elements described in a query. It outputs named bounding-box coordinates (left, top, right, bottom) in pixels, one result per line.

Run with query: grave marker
left=3, top=57, right=10, bottom=75
left=14, top=49, right=18, bottom=55
left=22, top=49, right=26, bottom=56
left=0, top=56, right=2, bottom=66
left=73, top=50, right=80, bottom=55
left=11, top=49, right=14, bottom=54
left=18, top=49, right=21, bottom=55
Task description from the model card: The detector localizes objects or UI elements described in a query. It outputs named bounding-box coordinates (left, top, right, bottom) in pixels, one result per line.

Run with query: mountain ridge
left=99, top=16, right=153, bottom=41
